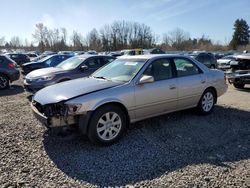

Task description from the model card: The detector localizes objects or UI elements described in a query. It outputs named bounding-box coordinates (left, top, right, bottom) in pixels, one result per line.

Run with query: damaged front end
left=226, top=57, right=250, bottom=85
left=31, top=100, right=79, bottom=128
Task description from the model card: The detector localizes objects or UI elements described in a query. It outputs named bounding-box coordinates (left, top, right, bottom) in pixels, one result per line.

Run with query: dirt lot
left=0, top=79, right=249, bottom=188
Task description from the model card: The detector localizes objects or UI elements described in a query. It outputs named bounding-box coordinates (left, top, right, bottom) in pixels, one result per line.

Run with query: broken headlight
left=67, top=104, right=82, bottom=114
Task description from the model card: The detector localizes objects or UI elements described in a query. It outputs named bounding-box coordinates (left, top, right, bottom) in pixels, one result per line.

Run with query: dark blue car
left=21, top=54, right=73, bottom=75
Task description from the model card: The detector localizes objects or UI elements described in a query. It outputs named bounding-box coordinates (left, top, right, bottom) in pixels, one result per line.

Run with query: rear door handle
left=201, top=80, right=206, bottom=84
left=169, top=85, right=176, bottom=90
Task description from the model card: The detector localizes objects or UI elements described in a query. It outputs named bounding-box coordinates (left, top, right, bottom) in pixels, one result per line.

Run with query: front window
left=92, top=59, right=146, bottom=82
left=143, top=58, right=173, bottom=81
left=56, top=56, right=86, bottom=70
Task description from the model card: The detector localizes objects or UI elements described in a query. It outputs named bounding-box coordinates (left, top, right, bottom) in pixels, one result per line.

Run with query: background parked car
left=143, top=48, right=166, bottom=54
left=121, top=49, right=144, bottom=56
left=217, top=55, right=236, bottom=70
left=6, top=53, right=30, bottom=66
left=227, top=53, right=250, bottom=89
left=25, top=53, right=38, bottom=61
left=188, top=52, right=217, bottom=69
left=0, top=55, right=20, bottom=89
left=24, top=55, right=116, bottom=92
left=21, top=54, right=73, bottom=75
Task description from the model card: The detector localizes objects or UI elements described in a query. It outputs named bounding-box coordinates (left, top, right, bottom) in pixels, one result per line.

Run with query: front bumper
left=23, top=79, right=54, bottom=92
left=218, top=65, right=230, bottom=70
left=31, top=102, right=77, bottom=128
left=227, top=72, right=250, bottom=84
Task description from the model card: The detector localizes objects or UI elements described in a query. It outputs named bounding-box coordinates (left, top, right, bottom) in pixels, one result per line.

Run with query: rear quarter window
left=174, top=58, right=200, bottom=77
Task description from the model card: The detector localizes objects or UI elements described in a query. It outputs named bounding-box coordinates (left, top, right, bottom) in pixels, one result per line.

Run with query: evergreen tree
left=230, top=19, right=250, bottom=49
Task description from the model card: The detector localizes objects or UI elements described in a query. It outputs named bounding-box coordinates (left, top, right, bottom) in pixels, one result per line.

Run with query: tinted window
left=49, top=56, right=67, bottom=66
left=0, top=58, right=3, bottom=63
left=85, top=58, right=102, bottom=68
left=103, top=57, right=115, bottom=65
left=174, top=58, right=200, bottom=77
left=143, top=58, right=173, bottom=81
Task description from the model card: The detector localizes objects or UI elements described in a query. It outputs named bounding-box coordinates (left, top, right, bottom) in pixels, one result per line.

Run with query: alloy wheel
left=97, top=112, right=122, bottom=141
left=0, top=76, right=8, bottom=89
left=201, top=92, right=214, bottom=112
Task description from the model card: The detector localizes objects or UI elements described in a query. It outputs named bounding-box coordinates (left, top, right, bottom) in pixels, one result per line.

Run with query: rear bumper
left=9, top=69, right=20, bottom=82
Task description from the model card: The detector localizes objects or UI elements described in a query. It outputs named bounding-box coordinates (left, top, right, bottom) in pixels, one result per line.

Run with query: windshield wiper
left=92, top=76, right=110, bottom=81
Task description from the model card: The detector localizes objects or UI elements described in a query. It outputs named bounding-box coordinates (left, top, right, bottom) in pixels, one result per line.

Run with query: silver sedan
left=31, top=55, right=228, bottom=145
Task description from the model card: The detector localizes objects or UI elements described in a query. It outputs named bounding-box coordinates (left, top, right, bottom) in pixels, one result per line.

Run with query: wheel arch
left=93, top=101, right=130, bottom=125
left=0, top=72, right=10, bottom=80
left=204, top=86, right=217, bottom=103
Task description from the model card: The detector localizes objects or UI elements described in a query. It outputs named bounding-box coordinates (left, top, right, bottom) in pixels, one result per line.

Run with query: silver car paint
left=34, top=77, right=122, bottom=105
left=34, top=55, right=228, bottom=124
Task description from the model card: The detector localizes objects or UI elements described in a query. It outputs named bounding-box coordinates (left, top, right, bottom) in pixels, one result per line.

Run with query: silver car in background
left=31, top=55, right=228, bottom=145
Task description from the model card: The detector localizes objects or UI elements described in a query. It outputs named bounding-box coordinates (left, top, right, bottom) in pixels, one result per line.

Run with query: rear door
left=134, top=58, right=178, bottom=120
left=173, top=57, right=206, bottom=109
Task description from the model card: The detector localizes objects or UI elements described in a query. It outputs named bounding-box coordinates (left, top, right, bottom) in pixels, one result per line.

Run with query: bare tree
left=167, top=28, right=190, bottom=50
left=86, top=28, right=101, bottom=51
left=33, top=23, right=48, bottom=51
left=10, top=36, right=22, bottom=48
left=0, top=37, right=5, bottom=46
left=71, top=31, right=84, bottom=50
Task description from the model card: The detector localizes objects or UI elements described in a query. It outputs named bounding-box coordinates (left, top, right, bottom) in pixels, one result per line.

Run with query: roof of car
left=118, top=54, right=187, bottom=60
left=77, top=54, right=113, bottom=58
left=235, top=53, right=250, bottom=60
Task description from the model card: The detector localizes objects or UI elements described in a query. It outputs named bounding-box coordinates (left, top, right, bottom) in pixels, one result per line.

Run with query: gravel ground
left=0, top=79, right=249, bottom=188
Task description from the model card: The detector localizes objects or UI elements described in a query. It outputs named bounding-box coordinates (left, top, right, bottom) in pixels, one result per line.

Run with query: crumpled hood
left=26, top=67, right=65, bottom=78
left=33, top=77, right=122, bottom=105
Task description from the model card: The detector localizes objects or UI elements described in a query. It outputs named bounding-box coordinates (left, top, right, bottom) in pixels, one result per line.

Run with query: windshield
left=92, top=59, right=146, bottom=82
left=56, top=56, right=86, bottom=70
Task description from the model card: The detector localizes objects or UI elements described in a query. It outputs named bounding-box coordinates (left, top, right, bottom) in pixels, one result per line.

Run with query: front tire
left=197, top=89, right=216, bottom=115
left=233, top=83, right=245, bottom=89
left=87, top=105, right=127, bottom=146
left=0, top=74, right=10, bottom=90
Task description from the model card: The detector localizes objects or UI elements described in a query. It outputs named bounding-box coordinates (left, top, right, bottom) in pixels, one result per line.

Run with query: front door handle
left=169, top=85, right=176, bottom=90
left=201, top=80, right=206, bottom=84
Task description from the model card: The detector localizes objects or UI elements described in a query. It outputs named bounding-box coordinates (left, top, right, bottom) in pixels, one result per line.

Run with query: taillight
left=8, top=63, right=16, bottom=68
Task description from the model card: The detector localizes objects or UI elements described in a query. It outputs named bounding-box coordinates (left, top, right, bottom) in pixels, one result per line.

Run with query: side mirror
left=138, top=75, right=154, bottom=84
left=80, top=65, right=88, bottom=71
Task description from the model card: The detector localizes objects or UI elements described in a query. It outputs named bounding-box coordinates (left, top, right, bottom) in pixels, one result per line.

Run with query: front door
left=134, top=58, right=178, bottom=120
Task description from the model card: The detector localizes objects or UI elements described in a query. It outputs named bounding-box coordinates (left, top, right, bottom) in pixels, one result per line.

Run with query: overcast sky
left=0, top=0, right=249, bottom=44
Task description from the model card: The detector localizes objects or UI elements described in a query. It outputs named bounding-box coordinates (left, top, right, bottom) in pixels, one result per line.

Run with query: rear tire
left=0, top=74, right=10, bottom=90
left=197, top=89, right=216, bottom=115
left=233, top=83, right=245, bottom=89
left=87, top=105, right=127, bottom=146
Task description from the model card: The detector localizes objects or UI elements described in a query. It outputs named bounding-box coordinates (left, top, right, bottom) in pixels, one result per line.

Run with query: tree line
left=0, top=19, right=249, bottom=52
